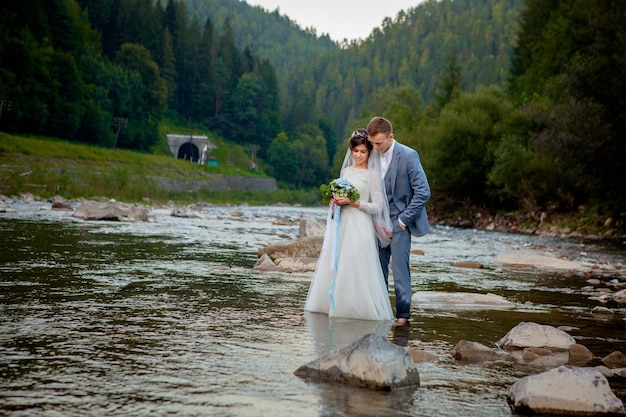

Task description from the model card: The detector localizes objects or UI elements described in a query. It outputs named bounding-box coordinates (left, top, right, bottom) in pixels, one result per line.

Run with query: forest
left=0, top=0, right=624, bottom=219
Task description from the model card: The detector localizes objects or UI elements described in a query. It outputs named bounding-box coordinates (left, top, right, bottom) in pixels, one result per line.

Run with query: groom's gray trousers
left=379, top=203, right=412, bottom=319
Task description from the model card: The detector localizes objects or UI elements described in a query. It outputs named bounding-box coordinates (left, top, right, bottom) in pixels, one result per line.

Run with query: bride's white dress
left=304, top=166, right=394, bottom=321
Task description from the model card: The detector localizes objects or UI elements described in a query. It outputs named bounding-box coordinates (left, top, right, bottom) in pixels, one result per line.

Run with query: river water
left=1, top=201, right=625, bottom=416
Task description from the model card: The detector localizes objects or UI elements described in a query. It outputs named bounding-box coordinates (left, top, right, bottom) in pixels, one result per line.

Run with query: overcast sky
left=244, top=0, right=424, bottom=42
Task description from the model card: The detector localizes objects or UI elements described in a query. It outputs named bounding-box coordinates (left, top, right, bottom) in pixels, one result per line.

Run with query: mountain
left=184, top=0, right=525, bottom=136
left=184, top=0, right=338, bottom=85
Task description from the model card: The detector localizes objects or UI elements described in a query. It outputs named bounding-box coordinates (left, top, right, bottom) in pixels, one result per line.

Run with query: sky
left=244, top=0, right=423, bottom=42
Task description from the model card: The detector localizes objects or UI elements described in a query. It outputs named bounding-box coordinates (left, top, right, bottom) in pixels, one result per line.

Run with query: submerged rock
left=412, top=291, right=515, bottom=310
left=452, top=340, right=513, bottom=363
left=493, top=249, right=588, bottom=271
left=294, top=333, right=420, bottom=390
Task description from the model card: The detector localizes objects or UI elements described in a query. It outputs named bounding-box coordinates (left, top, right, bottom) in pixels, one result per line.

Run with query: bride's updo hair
left=349, top=128, right=372, bottom=152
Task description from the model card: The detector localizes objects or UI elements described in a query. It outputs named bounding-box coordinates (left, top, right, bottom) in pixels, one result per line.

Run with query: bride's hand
left=333, top=196, right=352, bottom=206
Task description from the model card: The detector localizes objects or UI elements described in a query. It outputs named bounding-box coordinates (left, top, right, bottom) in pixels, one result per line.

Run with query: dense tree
left=433, top=51, right=462, bottom=111
left=3, top=0, right=623, bottom=218
left=424, top=86, right=512, bottom=199
left=508, top=0, right=626, bottom=212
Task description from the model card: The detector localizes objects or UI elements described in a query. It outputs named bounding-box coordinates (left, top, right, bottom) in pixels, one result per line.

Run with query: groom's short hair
left=366, top=117, right=393, bottom=137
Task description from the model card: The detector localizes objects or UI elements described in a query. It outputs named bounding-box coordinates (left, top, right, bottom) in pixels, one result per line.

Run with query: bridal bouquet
left=320, top=178, right=360, bottom=204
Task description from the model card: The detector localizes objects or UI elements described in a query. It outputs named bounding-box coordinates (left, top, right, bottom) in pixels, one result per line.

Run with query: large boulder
left=257, top=236, right=324, bottom=260
left=497, top=322, right=576, bottom=350
left=294, top=333, right=420, bottom=390
left=73, top=201, right=148, bottom=222
left=508, top=366, right=625, bottom=415
left=298, top=216, right=325, bottom=237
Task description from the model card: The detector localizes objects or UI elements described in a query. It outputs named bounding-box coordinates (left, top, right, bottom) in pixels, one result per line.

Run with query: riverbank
left=1, top=132, right=623, bottom=241
left=2, top=190, right=625, bottom=245
left=426, top=194, right=626, bottom=242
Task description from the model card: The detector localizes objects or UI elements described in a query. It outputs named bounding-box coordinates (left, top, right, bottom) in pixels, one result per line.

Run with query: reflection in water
left=305, top=312, right=392, bottom=354
left=1, top=205, right=625, bottom=416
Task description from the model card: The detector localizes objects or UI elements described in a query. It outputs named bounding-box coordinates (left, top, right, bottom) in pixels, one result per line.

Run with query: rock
left=521, top=350, right=541, bottom=361
left=257, top=236, right=324, bottom=260
left=408, top=349, right=438, bottom=363
left=411, top=249, right=425, bottom=255
left=592, top=365, right=616, bottom=378
left=497, top=322, right=576, bottom=350
left=453, top=261, right=484, bottom=269
left=20, top=193, right=36, bottom=203
left=51, top=198, right=73, bottom=211
left=294, top=333, right=420, bottom=390
left=127, top=204, right=148, bottom=222
left=73, top=201, right=148, bottom=222
left=272, top=216, right=292, bottom=226
left=253, top=253, right=276, bottom=271
left=591, top=306, right=615, bottom=315
left=508, top=366, right=625, bottom=416
left=274, top=257, right=318, bottom=272
left=602, top=351, right=626, bottom=369
left=569, top=344, right=595, bottom=365
left=451, top=340, right=512, bottom=363
left=493, top=249, right=587, bottom=271
left=411, top=291, right=515, bottom=310
left=298, top=216, right=325, bottom=237
left=521, top=347, right=554, bottom=362
left=613, top=289, right=626, bottom=305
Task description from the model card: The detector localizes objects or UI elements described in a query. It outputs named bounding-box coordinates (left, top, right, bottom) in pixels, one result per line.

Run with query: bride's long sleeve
left=358, top=169, right=384, bottom=215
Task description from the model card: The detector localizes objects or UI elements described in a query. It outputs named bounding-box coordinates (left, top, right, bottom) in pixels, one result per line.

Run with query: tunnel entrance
left=166, top=134, right=215, bottom=164
left=177, top=142, right=200, bottom=162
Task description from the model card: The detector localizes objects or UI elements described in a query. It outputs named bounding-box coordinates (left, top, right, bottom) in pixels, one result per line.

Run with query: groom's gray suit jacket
left=384, top=142, right=431, bottom=237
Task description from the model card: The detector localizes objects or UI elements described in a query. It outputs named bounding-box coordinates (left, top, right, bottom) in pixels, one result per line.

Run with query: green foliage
left=424, top=86, right=513, bottom=199
left=1, top=0, right=281, bottom=157
left=0, top=131, right=281, bottom=203
left=434, top=51, right=462, bottom=111
left=3, top=0, right=624, bottom=217
left=508, top=0, right=626, bottom=213
left=282, top=0, right=524, bottom=139
left=266, top=131, right=329, bottom=189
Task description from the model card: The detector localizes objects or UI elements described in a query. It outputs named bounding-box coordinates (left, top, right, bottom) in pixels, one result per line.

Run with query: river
left=1, top=201, right=625, bottom=416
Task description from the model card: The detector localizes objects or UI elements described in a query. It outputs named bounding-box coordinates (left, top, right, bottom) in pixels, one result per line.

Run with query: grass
left=0, top=132, right=320, bottom=206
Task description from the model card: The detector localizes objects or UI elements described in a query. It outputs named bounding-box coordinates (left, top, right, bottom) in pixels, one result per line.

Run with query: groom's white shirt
left=379, top=140, right=406, bottom=229
left=380, top=140, right=395, bottom=178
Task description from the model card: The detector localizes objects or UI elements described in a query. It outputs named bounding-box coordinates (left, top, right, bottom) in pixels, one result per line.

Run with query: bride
left=304, top=129, right=394, bottom=321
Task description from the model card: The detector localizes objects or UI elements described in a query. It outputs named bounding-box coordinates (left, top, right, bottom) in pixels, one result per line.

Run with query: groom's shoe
left=393, top=318, right=409, bottom=327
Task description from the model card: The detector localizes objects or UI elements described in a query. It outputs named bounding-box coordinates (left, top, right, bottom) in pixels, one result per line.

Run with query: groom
left=366, top=116, right=430, bottom=327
